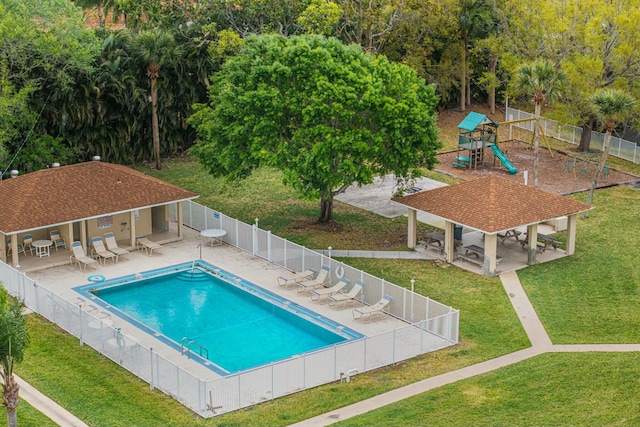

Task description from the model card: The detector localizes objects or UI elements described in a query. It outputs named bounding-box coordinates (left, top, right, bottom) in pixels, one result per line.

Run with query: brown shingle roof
left=0, top=161, right=198, bottom=234
left=393, top=175, right=591, bottom=233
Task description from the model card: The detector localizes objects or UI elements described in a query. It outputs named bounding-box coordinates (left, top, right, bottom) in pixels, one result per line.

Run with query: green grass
left=334, top=352, right=640, bottom=426
left=518, top=185, right=640, bottom=343
left=0, top=401, right=56, bottom=427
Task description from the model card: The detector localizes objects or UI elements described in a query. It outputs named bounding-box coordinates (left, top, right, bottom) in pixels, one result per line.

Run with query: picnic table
left=459, top=244, right=502, bottom=267
left=419, top=231, right=446, bottom=254
left=521, top=232, right=561, bottom=252
left=497, top=229, right=522, bottom=243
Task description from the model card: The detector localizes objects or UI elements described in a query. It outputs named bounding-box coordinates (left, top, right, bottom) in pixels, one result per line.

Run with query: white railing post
left=267, top=231, right=272, bottom=262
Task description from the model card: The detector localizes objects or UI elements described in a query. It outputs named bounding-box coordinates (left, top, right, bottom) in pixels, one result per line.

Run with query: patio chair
left=328, top=281, right=364, bottom=308
left=297, top=265, right=330, bottom=293
left=6, top=239, right=25, bottom=257
left=136, top=236, right=162, bottom=255
left=70, top=241, right=98, bottom=271
left=90, top=237, right=118, bottom=264
left=104, top=232, right=130, bottom=260
left=22, top=234, right=35, bottom=255
left=352, top=295, right=393, bottom=321
left=310, top=278, right=350, bottom=301
left=49, top=230, right=67, bottom=251
left=277, top=268, right=317, bottom=288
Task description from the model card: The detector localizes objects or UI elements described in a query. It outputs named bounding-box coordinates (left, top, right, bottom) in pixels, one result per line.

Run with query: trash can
left=454, top=224, right=463, bottom=242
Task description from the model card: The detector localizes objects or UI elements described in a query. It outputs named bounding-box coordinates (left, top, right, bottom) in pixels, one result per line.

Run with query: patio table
left=32, top=240, right=53, bottom=257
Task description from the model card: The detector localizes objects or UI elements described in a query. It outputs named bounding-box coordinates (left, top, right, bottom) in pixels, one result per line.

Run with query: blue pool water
left=74, top=262, right=362, bottom=374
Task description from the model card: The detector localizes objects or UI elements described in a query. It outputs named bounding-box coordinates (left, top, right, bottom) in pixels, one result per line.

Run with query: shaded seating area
left=277, top=268, right=316, bottom=288
left=104, top=232, right=130, bottom=261
left=352, top=295, right=393, bottom=321
left=136, top=237, right=162, bottom=256
left=70, top=241, right=98, bottom=271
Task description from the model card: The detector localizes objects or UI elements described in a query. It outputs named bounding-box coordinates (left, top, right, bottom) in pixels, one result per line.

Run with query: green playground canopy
left=457, top=112, right=499, bottom=132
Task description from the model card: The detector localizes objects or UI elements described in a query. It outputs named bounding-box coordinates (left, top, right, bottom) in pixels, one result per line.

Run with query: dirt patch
left=436, top=140, right=639, bottom=194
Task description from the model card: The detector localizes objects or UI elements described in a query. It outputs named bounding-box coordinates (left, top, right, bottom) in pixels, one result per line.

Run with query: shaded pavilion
left=0, top=160, right=198, bottom=268
left=393, top=175, right=591, bottom=276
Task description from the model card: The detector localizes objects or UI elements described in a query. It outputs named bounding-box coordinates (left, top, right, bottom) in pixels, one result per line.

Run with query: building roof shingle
left=393, top=175, right=590, bottom=233
left=0, top=161, right=198, bottom=234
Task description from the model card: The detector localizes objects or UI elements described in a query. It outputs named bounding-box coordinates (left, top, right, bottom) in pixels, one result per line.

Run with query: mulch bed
left=435, top=140, right=639, bottom=195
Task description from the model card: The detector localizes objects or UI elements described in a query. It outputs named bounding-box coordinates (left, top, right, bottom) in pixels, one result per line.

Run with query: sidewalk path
left=290, top=268, right=639, bottom=427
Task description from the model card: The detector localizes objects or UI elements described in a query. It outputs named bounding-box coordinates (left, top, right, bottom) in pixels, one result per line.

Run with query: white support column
left=66, top=223, right=74, bottom=246
left=10, top=235, right=18, bottom=268
left=130, top=211, right=136, bottom=247
left=407, top=209, right=417, bottom=249
left=527, top=223, right=538, bottom=265
left=566, top=214, right=577, bottom=255
left=484, top=233, right=498, bottom=276
left=177, top=202, right=184, bottom=239
left=444, top=221, right=455, bottom=263
left=80, top=220, right=88, bottom=252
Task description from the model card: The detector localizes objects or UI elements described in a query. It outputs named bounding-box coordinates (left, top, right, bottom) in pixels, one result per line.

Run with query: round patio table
left=200, top=229, right=227, bottom=246
left=32, top=240, right=53, bottom=257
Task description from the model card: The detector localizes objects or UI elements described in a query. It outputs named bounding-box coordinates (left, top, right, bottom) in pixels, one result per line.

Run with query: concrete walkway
left=289, top=267, right=639, bottom=427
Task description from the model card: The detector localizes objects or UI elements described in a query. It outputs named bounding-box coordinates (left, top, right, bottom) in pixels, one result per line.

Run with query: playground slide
left=491, top=144, right=517, bottom=175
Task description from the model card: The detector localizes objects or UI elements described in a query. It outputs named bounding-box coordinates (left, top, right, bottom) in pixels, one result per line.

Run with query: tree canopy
left=190, top=34, right=440, bottom=223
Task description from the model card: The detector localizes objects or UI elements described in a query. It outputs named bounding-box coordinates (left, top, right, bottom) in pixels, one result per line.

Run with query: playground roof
left=458, top=112, right=499, bottom=132
left=393, top=175, right=591, bottom=234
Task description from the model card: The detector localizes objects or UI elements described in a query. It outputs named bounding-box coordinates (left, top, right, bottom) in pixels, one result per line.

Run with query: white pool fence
left=0, top=200, right=459, bottom=417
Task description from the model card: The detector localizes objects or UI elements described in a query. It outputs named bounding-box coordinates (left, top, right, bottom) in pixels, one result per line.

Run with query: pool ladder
left=181, top=337, right=209, bottom=360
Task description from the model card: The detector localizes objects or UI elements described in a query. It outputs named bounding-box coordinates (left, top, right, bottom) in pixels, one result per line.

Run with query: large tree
left=0, top=288, right=30, bottom=427
left=584, top=89, right=636, bottom=212
left=190, top=34, right=440, bottom=223
left=514, top=60, right=566, bottom=188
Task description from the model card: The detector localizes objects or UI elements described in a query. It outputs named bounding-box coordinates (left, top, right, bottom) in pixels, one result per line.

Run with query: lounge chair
left=352, top=295, right=393, bottom=321
left=311, top=278, right=350, bottom=301
left=91, top=237, right=118, bottom=264
left=104, top=232, right=130, bottom=260
left=22, top=234, right=35, bottom=255
left=328, top=281, right=363, bottom=308
left=136, top=236, right=162, bottom=255
left=49, top=230, right=67, bottom=251
left=277, top=268, right=317, bottom=288
left=297, top=265, right=330, bottom=293
left=70, top=241, right=98, bottom=271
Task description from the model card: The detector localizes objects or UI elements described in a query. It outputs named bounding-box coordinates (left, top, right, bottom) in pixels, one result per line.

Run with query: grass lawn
left=8, top=144, right=640, bottom=426
left=333, top=352, right=640, bottom=426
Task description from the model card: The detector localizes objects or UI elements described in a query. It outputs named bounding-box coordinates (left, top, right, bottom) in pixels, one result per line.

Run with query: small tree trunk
left=151, top=77, right=161, bottom=170
left=98, top=1, right=104, bottom=28
left=466, top=46, right=471, bottom=107
left=577, top=118, right=594, bottom=152
left=584, top=130, right=612, bottom=217
left=318, top=197, right=333, bottom=224
left=3, top=374, right=20, bottom=427
left=460, top=38, right=466, bottom=111
left=533, top=103, right=541, bottom=188
left=488, top=56, right=497, bottom=115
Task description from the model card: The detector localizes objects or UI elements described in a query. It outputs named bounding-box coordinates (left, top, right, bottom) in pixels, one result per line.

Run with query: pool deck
left=25, top=227, right=410, bottom=380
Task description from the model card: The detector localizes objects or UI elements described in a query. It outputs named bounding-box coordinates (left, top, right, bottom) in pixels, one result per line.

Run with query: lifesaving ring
left=88, top=275, right=105, bottom=283
left=335, top=265, right=344, bottom=279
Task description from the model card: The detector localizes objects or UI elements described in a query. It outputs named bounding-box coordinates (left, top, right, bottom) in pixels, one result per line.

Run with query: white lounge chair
left=70, top=241, right=98, bottom=271
left=328, top=281, right=363, bottom=308
left=136, top=236, right=162, bottom=255
left=91, top=237, right=118, bottom=264
left=277, top=268, right=317, bottom=288
left=297, top=265, right=330, bottom=293
left=352, top=295, right=393, bottom=321
left=49, top=229, right=67, bottom=251
left=104, top=232, right=130, bottom=260
left=311, top=278, right=350, bottom=301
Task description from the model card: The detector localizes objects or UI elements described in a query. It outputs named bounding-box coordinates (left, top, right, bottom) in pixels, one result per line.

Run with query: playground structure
left=453, top=112, right=517, bottom=175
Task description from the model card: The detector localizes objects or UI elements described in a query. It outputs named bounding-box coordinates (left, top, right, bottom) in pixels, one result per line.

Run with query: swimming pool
left=74, top=261, right=363, bottom=375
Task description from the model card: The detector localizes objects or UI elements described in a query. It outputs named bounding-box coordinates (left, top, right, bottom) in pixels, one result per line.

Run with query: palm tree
left=132, top=29, right=182, bottom=170
left=0, top=289, right=30, bottom=427
left=514, top=60, right=567, bottom=188
left=584, top=89, right=636, bottom=212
